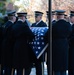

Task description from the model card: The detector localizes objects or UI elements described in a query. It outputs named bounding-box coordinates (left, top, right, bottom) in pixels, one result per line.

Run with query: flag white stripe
left=37, top=43, right=49, bottom=59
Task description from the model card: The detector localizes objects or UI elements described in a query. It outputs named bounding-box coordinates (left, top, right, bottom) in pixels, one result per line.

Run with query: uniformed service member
left=22, top=12, right=29, bottom=26
left=31, top=11, right=47, bottom=75
left=52, top=10, right=72, bottom=75
left=1, top=10, right=16, bottom=75
left=21, top=12, right=31, bottom=27
left=68, top=11, right=74, bottom=75
left=51, top=10, right=56, bottom=24
left=31, top=11, right=47, bottom=27
left=11, top=12, right=34, bottom=75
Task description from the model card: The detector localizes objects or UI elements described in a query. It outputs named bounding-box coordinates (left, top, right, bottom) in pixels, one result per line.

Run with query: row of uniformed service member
left=0, top=10, right=48, bottom=75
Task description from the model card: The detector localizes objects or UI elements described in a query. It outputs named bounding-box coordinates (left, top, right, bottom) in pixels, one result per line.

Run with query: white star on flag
left=29, top=27, right=48, bottom=59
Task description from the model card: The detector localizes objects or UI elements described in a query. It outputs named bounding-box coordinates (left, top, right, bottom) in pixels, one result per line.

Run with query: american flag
left=29, top=27, right=48, bottom=59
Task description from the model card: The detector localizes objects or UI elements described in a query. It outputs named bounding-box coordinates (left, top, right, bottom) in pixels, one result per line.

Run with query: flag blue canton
left=30, top=27, right=48, bottom=59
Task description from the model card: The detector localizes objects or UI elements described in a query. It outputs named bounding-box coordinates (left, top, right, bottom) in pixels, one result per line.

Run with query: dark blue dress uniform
left=68, top=11, right=74, bottom=75
left=12, top=20, right=34, bottom=69
left=52, top=20, right=56, bottom=24
left=52, top=10, right=72, bottom=75
left=69, top=24, right=74, bottom=75
left=11, top=12, right=35, bottom=75
left=1, top=21, right=14, bottom=67
left=31, top=21, right=47, bottom=27
left=1, top=10, right=16, bottom=75
left=31, top=11, right=47, bottom=75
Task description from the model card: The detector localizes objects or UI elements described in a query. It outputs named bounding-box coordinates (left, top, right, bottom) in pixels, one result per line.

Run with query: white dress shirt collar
left=18, top=19, right=24, bottom=23
left=70, top=22, right=73, bottom=26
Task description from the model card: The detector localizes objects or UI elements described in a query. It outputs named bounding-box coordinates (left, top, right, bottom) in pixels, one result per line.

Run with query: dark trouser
left=35, top=61, right=42, bottom=75
left=68, top=70, right=74, bottom=75
left=17, top=69, right=23, bottom=75
left=1, top=66, right=12, bottom=75
left=54, top=71, right=66, bottom=75
left=25, top=68, right=31, bottom=75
